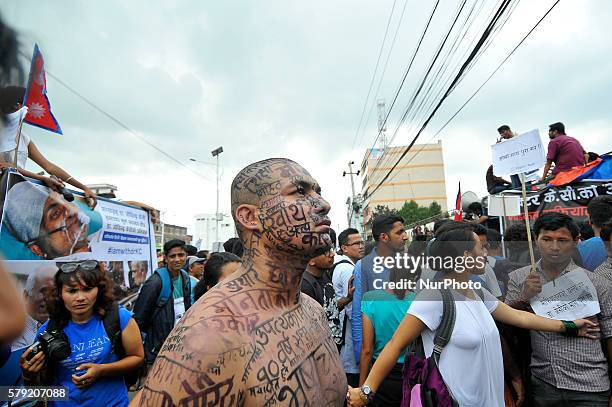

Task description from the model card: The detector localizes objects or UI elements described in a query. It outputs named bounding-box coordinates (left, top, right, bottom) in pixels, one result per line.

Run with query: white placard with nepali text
left=491, top=129, right=546, bottom=176
left=530, top=269, right=600, bottom=321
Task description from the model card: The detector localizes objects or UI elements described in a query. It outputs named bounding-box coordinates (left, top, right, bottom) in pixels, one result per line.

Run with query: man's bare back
left=135, top=158, right=346, bottom=406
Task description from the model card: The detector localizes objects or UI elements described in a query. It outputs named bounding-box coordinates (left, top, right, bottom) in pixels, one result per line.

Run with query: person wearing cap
left=186, top=256, right=205, bottom=281
left=1, top=180, right=95, bottom=260
left=186, top=255, right=205, bottom=303
left=542, top=122, right=587, bottom=180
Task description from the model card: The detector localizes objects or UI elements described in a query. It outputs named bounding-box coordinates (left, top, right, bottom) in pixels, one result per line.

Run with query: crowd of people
left=0, top=155, right=609, bottom=407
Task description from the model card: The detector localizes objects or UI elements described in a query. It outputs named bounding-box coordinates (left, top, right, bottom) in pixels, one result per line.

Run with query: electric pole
left=211, top=146, right=223, bottom=243
left=377, top=99, right=388, bottom=150
left=343, top=161, right=360, bottom=228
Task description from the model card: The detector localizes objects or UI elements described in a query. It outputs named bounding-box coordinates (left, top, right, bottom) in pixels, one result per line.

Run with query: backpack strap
left=330, top=259, right=352, bottom=278
left=180, top=269, right=192, bottom=308
left=103, top=302, right=125, bottom=358
left=155, top=267, right=172, bottom=307
left=46, top=317, right=62, bottom=334
left=432, top=288, right=456, bottom=365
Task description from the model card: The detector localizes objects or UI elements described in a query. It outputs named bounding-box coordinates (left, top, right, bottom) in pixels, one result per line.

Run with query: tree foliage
left=372, top=201, right=442, bottom=225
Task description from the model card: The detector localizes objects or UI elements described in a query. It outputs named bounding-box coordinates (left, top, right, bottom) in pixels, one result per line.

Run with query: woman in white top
left=347, top=222, right=599, bottom=407
left=0, top=86, right=97, bottom=207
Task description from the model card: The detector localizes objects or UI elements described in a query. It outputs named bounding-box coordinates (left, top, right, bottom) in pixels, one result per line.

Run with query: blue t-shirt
left=37, top=307, right=133, bottom=407
left=578, top=237, right=607, bottom=272
left=361, top=290, right=415, bottom=363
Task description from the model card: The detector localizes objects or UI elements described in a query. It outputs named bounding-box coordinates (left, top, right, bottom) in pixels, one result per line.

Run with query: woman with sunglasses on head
left=20, top=260, right=144, bottom=407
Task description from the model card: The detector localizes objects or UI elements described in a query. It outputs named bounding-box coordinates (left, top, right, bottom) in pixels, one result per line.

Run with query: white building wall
left=193, top=214, right=237, bottom=251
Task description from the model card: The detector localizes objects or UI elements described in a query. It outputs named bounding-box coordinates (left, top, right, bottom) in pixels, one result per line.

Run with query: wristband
left=561, top=320, right=579, bottom=336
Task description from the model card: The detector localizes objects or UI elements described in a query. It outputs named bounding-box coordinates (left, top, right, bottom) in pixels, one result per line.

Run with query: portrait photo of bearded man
left=1, top=178, right=100, bottom=260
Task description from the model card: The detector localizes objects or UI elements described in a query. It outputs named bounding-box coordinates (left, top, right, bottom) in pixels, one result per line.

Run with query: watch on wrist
left=360, top=385, right=375, bottom=404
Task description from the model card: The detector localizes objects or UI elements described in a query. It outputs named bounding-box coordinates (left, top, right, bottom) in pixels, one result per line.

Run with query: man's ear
left=380, top=233, right=389, bottom=243
left=235, top=204, right=262, bottom=233
left=28, top=243, right=46, bottom=258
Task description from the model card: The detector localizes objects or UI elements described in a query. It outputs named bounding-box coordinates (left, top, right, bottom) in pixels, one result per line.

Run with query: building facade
left=193, top=214, right=236, bottom=251
left=154, top=223, right=192, bottom=249
left=361, top=141, right=448, bottom=231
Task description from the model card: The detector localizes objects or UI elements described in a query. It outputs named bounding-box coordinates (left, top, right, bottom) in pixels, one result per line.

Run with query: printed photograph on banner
left=0, top=171, right=156, bottom=301
left=127, top=260, right=148, bottom=291
left=0, top=173, right=103, bottom=261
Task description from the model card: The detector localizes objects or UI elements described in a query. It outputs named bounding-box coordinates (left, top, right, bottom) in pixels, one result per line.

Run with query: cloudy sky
left=4, top=0, right=611, bottom=235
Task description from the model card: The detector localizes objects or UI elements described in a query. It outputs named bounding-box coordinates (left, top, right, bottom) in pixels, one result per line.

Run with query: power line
left=351, top=0, right=398, bottom=150
left=45, top=71, right=210, bottom=181
left=367, top=0, right=518, bottom=198
left=359, top=0, right=441, bottom=169
left=383, top=0, right=561, bottom=188
left=366, top=0, right=468, bottom=182
left=370, top=0, right=508, bottom=179
left=356, top=0, right=410, bottom=150
left=18, top=49, right=210, bottom=181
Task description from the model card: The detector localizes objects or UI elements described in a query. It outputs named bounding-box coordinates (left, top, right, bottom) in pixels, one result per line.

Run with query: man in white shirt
left=332, top=227, right=363, bottom=387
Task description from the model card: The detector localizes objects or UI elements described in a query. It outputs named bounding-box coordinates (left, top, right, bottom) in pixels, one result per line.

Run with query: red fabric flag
left=453, top=182, right=462, bottom=221
left=22, top=44, right=62, bottom=134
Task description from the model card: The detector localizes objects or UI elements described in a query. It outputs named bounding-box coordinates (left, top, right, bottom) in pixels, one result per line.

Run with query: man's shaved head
left=231, top=158, right=297, bottom=220
left=231, top=158, right=332, bottom=258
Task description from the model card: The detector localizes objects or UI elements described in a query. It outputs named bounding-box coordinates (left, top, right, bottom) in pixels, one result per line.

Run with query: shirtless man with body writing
left=133, top=158, right=346, bottom=406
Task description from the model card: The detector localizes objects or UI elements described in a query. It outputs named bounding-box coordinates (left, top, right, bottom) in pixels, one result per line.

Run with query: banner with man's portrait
left=0, top=170, right=157, bottom=299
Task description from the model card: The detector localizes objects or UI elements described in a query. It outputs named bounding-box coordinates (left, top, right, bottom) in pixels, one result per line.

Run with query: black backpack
left=103, top=303, right=141, bottom=389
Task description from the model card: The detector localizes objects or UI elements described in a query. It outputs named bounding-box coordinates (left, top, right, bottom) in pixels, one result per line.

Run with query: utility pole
left=377, top=99, right=388, bottom=150
left=343, top=161, right=360, bottom=228
left=211, top=146, right=223, bottom=243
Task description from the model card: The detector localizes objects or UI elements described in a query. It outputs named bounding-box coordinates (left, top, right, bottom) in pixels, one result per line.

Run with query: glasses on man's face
left=345, top=241, right=365, bottom=247
left=58, top=260, right=99, bottom=273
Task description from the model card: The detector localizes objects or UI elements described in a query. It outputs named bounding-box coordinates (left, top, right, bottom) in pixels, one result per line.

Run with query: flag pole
left=500, top=192, right=507, bottom=258
left=12, top=118, right=25, bottom=168
left=520, top=173, right=537, bottom=273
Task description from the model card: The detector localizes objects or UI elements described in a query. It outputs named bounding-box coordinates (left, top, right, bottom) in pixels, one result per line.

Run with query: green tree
left=397, top=200, right=442, bottom=225
left=372, top=204, right=397, bottom=217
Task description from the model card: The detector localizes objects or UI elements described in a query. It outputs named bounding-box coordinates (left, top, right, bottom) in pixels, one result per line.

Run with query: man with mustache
left=3, top=180, right=92, bottom=260
left=134, top=158, right=347, bottom=406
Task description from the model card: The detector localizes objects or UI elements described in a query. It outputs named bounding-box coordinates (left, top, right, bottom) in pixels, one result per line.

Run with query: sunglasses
left=58, top=260, right=99, bottom=273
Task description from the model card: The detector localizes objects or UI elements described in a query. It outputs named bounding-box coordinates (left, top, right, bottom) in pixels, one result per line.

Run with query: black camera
left=26, top=329, right=71, bottom=361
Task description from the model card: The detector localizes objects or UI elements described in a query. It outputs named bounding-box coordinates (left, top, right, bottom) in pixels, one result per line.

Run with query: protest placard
left=0, top=171, right=156, bottom=299
left=491, top=129, right=546, bottom=176
left=488, top=195, right=521, bottom=216
left=530, top=269, right=600, bottom=320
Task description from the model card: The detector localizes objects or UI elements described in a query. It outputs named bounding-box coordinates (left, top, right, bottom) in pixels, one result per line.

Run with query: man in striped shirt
left=505, top=213, right=612, bottom=407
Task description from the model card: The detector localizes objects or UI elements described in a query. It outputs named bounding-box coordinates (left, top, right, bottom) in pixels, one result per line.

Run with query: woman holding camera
left=20, top=260, right=144, bottom=406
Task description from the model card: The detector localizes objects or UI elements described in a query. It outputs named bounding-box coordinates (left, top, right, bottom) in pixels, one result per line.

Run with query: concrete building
left=86, top=183, right=118, bottom=198
left=361, top=140, right=448, bottom=231
left=154, top=223, right=192, bottom=249
left=193, top=214, right=236, bottom=251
